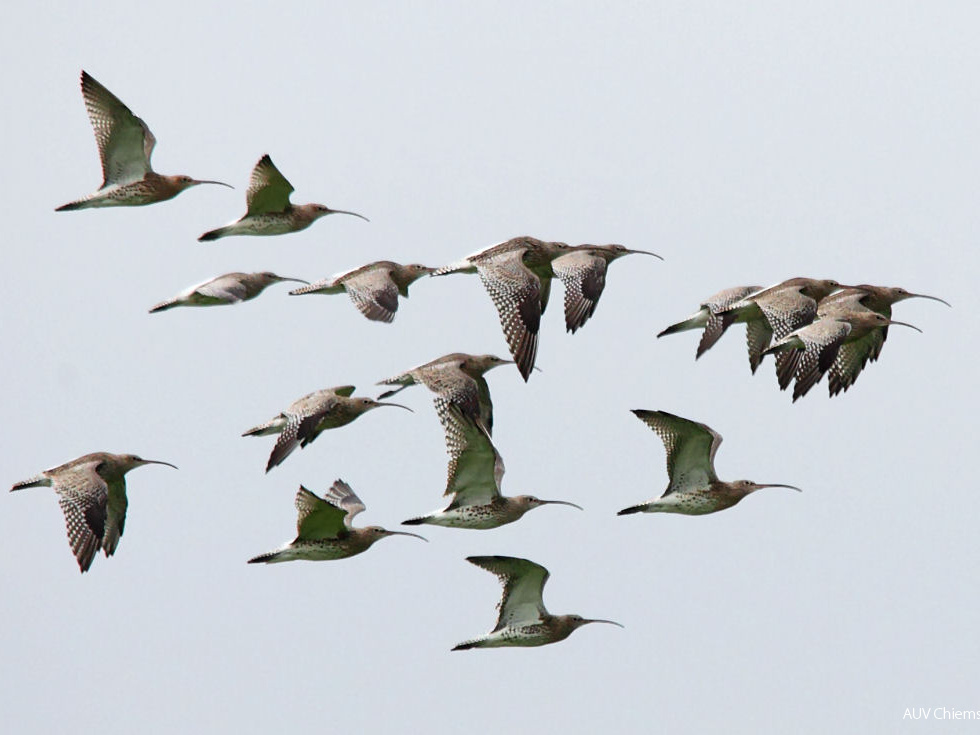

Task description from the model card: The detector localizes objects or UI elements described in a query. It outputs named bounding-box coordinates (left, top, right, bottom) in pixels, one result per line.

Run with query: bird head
left=111, top=454, right=179, bottom=475
left=310, top=204, right=369, bottom=222
left=515, top=495, right=584, bottom=514
left=170, top=175, right=233, bottom=192
left=352, top=397, right=413, bottom=414
left=733, top=480, right=802, bottom=495
left=461, top=355, right=513, bottom=375
left=594, top=244, right=664, bottom=262
left=878, top=286, right=950, bottom=307
left=557, top=614, right=624, bottom=634
left=848, top=312, right=922, bottom=333
left=364, top=526, right=427, bottom=543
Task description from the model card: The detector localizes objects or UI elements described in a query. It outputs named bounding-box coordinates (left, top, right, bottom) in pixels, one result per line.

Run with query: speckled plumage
left=657, top=285, right=763, bottom=358
left=149, top=271, right=307, bottom=312
left=290, top=261, right=433, bottom=322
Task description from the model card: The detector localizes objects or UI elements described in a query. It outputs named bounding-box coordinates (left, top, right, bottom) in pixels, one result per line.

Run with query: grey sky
left=2, top=2, right=977, bottom=733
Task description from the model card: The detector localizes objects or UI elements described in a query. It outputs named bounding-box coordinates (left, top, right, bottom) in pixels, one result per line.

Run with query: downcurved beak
left=191, top=179, right=234, bottom=189
left=329, top=208, right=370, bottom=222
left=539, top=499, right=584, bottom=510
left=885, top=319, right=922, bottom=333
left=625, top=248, right=664, bottom=261
left=275, top=276, right=310, bottom=285
left=584, top=618, right=625, bottom=628
left=908, top=292, right=951, bottom=307
left=375, top=401, right=413, bottom=412
left=757, top=483, right=802, bottom=492
left=139, top=459, right=179, bottom=470
left=386, top=530, right=428, bottom=542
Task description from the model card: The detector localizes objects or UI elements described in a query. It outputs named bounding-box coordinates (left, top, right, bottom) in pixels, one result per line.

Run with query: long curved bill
left=540, top=499, right=584, bottom=510
left=140, top=459, right=179, bottom=470
left=376, top=401, right=414, bottom=412
left=329, top=208, right=370, bottom=222
left=625, top=248, right=664, bottom=261
left=276, top=276, right=310, bottom=285
left=584, top=618, right=625, bottom=628
left=885, top=319, right=922, bottom=333
left=908, top=293, right=951, bottom=307
left=758, top=483, right=802, bottom=492
left=387, top=530, right=428, bottom=542
left=191, top=179, right=234, bottom=189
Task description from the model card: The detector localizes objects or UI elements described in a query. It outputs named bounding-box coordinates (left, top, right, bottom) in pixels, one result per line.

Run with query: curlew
left=377, top=352, right=512, bottom=433
left=247, top=480, right=425, bottom=564
left=453, top=556, right=622, bottom=650
left=761, top=310, right=921, bottom=401
left=816, top=285, right=949, bottom=396
left=618, top=410, right=800, bottom=516
left=242, top=386, right=411, bottom=472
left=657, top=285, right=762, bottom=358
left=149, top=271, right=308, bottom=313
left=57, top=71, right=231, bottom=211
left=551, top=244, right=662, bottom=333
left=289, top=261, right=434, bottom=323
left=11, top=452, right=177, bottom=572
left=715, top=278, right=844, bottom=374
left=198, top=154, right=366, bottom=241
left=402, top=403, right=580, bottom=529
left=433, top=236, right=573, bottom=380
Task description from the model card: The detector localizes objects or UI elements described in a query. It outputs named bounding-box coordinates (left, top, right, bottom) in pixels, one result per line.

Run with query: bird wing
left=195, top=275, right=249, bottom=303
left=321, top=479, right=367, bottom=529
left=756, top=289, right=818, bottom=378
left=293, top=486, right=348, bottom=540
left=467, top=556, right=550, bottom=631
left=419, top=362, right=486, bottom=430
left=245, top=155, right=295, bottom=215
left=552, top=250, right=608, bottom=334
left=790, top=320, right=851, bottom=400
left=697, top=286, right=761, bottom=358
left=51, top=461, right=109, bottom=572
left=81, top=71, right=155, bottom=186
left=475, top=248, right=541, bottom=379
left=101, top=476, right=128, bottom=557
left=827, top=329, right=882, bottom=396
left=632, top=410, right=721, bottom=494
left=440, top=401, right=503, bottom=508
left=265, top=392, right=339, bottom=471
left=343, top=268, right=400, bottom=323
left=745, top=320, right=774, bottom=373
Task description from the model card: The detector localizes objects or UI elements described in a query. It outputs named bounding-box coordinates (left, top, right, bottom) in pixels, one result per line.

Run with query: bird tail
left=55, top=196, right=98, bottom=212
left=247, top=550, right=285, bottom=564
left=432, top=260, right=476, bottom=276
left=198, top=226, right=232, bottom=242
left=148, top=299, right=180, bottom=313
left=242, top=418, right=283, bottom=437
left=616, top=504, right=648, bottom=516
left=451, top=638, right=484, bottom=651
left=401, top=515, right=431, bottom=526
left=656, top=312, right=706, bottom=338
left=288, top=280, right=332, bottom=296
left=10, top=475, right=51, bottom=491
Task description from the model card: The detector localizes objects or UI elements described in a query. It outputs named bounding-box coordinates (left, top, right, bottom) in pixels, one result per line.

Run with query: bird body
left=11, top=452, right=177, bottom=572
left=551, top=244, right=662, bottom=333
left=433, top=236, right=573, bottom=380
left=289, top=261, right=434, bottom=322
left=242, top=386, right=410, bottom=472
left=452, top=556, right=621, bottom=650
left=198, top=155, right=366, bottom=241
left=401, top=403, right=580, bottom=529
left=149, top=271, right=307, bottom=312
left=378, top=352, right=511, bottom=433
left=657, top=285, right=762, bottom=358
left=248, top=481, right=424, bottom=564
left=617, top=410, right=800, bottom=516
left=57, top=71, right=230, bottom=211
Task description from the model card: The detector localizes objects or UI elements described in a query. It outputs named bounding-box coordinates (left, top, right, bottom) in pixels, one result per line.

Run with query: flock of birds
left=11, top=70, right=949, bottom=650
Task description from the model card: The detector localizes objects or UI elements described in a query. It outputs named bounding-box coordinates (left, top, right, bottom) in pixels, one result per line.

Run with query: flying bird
left=242, top=386, right=411, bottom=472
left=453, top=556, right=622, bottom=650
left=198, top=155, right=366, bottom=241
left=56, top=71, right=231, bottom=211
left=618, top=410, right=800, bottom=516
left=551, top=244, right=662, bottom=333
left=149, top=272, right=307, bottom=313
left=402, top=403, right=581, bottom=529
left=11, top=452, right=177, bottom=572
left=433, top=236, right=573, bottom=380
left=289, top=261, right=434, bottom=323
left=247, top=480, right=425, bottom=564
left=657, top=285, right=762, bottom=358
left=377, top=352, right=512, bottom=433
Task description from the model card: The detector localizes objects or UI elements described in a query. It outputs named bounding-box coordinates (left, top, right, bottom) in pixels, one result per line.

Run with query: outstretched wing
left=321, top=479, right=367, bottom=528
left=81, top=71, right=155, bottom=186
left=439, top=401, right=503, bottom=508
left=294, top=486, right=348, bottom=540
left=552, top=250, right=608, bottom=334
left=102, top=476, right=129, bottom=557
left=343, top=268, right=400, bottom=323
left=245, top=155, right=294, bottom=215
left=632, top=410, right=721, bottom=495
left=827, top=329, right=884, bottom=395
left=51, top=461, right=109, bottom=573
left=467, top=555, right=550, bottom=630
left=476, top=248, right=541, bottom=380
left=790, top=320, right=850, bottom=401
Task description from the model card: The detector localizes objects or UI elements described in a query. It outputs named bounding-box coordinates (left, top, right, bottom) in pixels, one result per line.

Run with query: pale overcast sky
left=2, top=2, right=977, bottom=733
